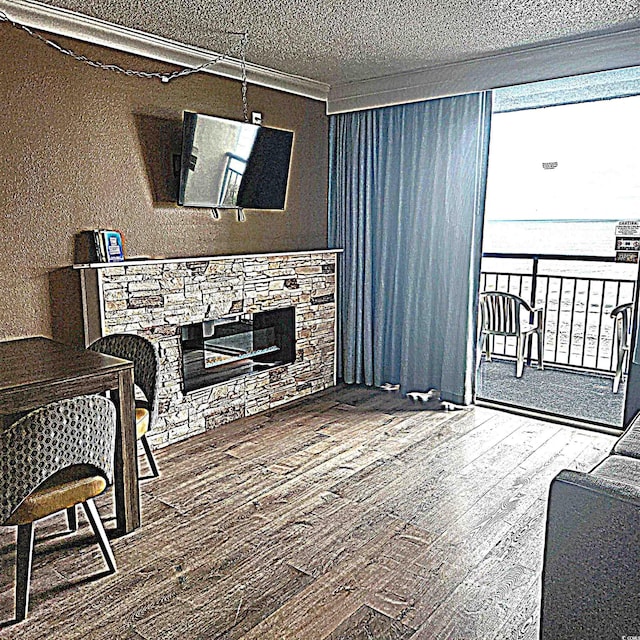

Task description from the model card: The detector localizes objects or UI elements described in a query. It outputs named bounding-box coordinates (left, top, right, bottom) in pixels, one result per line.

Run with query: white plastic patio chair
left=610, top=301, right=634, bottom=394
left=478, top=291, right=545, bottom=378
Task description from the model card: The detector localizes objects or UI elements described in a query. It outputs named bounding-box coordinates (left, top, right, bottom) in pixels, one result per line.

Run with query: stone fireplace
left=74, top=250, right=339, bottom=447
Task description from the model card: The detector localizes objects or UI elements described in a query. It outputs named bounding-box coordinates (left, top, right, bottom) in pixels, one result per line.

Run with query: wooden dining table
left=0, top=336, right=140, bottom=534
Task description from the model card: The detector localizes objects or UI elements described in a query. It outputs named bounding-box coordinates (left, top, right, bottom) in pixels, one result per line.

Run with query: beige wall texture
left=0, top=27, right=329, bottom=340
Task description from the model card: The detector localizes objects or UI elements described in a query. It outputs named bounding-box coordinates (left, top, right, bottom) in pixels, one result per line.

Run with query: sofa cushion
left=613, top=413, right=640, bottom=459
left=591, top=454, right=640, bottom=487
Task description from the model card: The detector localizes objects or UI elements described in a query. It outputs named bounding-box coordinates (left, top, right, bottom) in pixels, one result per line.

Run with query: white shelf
left=74, top=248, right=342, bottom=269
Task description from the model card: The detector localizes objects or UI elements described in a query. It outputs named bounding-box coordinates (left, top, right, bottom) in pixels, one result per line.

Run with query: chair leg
left=140, top=435, right=160, bottom=478
left=613, top=372, right=621, bottom=394
left=82, top=499, right=116, bottom=574
left=537, top=328, right=545, bottom=370
left=613, top=348, right=624, bottom=394
left=476, top=333, right=485, bottom=370
left=15, top=523, right=35, bottom=622
left=516, top=336, right=525, bottom=378
left=67, top=506, right=78, bottom=532
left=485, top=335, right=492, bottom=362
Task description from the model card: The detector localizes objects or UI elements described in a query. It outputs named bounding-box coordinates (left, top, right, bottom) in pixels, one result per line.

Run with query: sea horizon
left=488, top=218, right=627, bottom=222
left=482, top=219, right=623, bottom=256
left=481, top=219, right=639, bottom=278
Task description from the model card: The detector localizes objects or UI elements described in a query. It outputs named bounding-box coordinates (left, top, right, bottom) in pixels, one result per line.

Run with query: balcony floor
left=477, top=359, right=625, bottom=428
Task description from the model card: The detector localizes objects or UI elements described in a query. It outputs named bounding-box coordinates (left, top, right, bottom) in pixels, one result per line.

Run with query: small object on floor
left=440, top=401, right=469, bottom=412
left=406, top=389, right=439, bottom=403
left=407, top=389, right=469, bottom=412
left=380, top=383, right=400, bottom=392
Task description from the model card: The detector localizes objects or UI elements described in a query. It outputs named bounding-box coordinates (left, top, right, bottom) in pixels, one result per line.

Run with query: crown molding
left=0, top=0, right=330, bottom=101
left=4, top=0, right=640, bottom=115
left=327, top=26, right=640, bottom=114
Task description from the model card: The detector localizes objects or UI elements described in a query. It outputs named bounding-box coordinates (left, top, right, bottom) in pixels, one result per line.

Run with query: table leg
left=113, top=367, right=140, bottom=534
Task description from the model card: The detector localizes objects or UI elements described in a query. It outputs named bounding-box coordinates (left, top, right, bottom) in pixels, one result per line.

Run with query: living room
left=1, top=1, right=640, bottom=638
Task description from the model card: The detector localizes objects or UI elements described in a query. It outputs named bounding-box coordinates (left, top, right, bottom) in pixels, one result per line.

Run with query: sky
left=484, top=93, right=640, bottom=221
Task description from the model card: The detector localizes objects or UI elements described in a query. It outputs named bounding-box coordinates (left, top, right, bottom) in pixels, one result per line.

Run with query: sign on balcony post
left=615, top=221, right=640, bottom=263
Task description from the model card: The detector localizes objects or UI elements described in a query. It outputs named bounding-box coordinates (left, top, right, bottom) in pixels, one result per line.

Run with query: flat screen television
left=177, top=111, right=294, bottom=210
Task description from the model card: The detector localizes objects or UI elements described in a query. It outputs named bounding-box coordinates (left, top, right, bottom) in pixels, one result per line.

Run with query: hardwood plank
left=330, top=409, right=516, bottom=506
left=366, top=425, right=604, bottom=630
left=0, top=386, right=615, bottom=639
left=237, top=522, right=405, bottom=640
left=491, top=578, right=541, bottom=640
left=375, top=419, right=560, bottom=531
left=135, top=561, right=314, bottom=640
left=324, top=604, right=414, bottom=640
left=286, top=499, right=398, bottom=578
left=410, top=555, right=536, bottom=639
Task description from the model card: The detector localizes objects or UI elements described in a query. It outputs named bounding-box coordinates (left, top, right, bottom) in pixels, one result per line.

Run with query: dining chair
left=0, top=395, right=117, bottom=621
left=88, top=333, right=161, bottom=477
left=610, top=301, right=634, bottom=394
left=478, top=291, right=545, bottom=378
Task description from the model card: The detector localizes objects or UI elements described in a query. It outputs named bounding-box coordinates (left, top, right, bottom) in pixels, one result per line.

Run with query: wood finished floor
left=0, top=386, right=615, bottom=639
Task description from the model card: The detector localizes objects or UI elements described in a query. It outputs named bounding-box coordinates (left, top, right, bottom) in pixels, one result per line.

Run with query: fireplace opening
left=181, top=307, right=295, bottom=392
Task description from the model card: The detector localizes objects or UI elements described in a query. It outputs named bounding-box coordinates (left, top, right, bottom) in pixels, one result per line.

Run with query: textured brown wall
left=0, top=27, right=328, bottom=340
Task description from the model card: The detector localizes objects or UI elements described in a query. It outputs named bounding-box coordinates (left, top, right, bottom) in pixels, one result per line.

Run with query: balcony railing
left=480, top=253, right=637, bottom=374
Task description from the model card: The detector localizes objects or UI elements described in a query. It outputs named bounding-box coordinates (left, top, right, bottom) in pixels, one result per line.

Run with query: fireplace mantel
left=73, top=250, right=339, bottom=448
left=74, top=249, right=342, bottom=270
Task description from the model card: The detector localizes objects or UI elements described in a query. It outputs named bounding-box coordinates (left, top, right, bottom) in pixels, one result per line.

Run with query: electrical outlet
left=251, top=111, right=262, bottom=125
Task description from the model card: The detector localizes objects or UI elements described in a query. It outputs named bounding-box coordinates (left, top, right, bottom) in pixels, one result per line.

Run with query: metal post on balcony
left=527, top=255, right=540, bottom=365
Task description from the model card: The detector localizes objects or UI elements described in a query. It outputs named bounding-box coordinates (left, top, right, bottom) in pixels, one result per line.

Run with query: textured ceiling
left=35, top=0, right=640, bottom=85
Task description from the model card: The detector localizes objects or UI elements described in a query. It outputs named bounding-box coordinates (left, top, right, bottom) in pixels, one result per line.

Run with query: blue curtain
left=328, top=92, right=492, bottom=405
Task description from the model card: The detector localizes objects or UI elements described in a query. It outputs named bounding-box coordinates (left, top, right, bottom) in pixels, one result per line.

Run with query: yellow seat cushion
left=136, top=407, right=149, bottom=439
left=5, top=466, right=107, bottom=526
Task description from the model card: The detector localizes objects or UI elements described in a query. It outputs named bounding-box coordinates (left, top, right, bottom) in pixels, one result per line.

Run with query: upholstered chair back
left=0, top=395, right=116, bottom=525
left=88, top=333, right=160, bottom=428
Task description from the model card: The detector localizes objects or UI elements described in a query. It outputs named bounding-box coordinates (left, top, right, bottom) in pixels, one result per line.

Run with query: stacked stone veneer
left=95, top=252, right=337, bottom=448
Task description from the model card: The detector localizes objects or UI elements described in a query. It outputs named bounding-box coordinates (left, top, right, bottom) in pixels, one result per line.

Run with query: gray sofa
left=540, top=417, right=640, bottom=640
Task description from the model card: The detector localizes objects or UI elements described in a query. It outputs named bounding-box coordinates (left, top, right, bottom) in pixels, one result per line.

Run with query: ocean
left=481, top=219, right=639, bottom=279
left=482, top=219, right=620, bottom=256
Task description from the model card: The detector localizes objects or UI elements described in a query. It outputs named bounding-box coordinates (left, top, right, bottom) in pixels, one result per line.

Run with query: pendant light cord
left=0, top=10, right=249, bottom=98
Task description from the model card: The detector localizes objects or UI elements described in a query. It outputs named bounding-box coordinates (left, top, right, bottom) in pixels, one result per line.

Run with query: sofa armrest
left=540, top=469, right=640, bottom=640
left=614, top=410, right=640, bottom=459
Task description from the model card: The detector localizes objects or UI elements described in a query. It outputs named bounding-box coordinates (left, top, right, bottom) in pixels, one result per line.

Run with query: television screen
left=177, top=112, right=293, bottom=210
